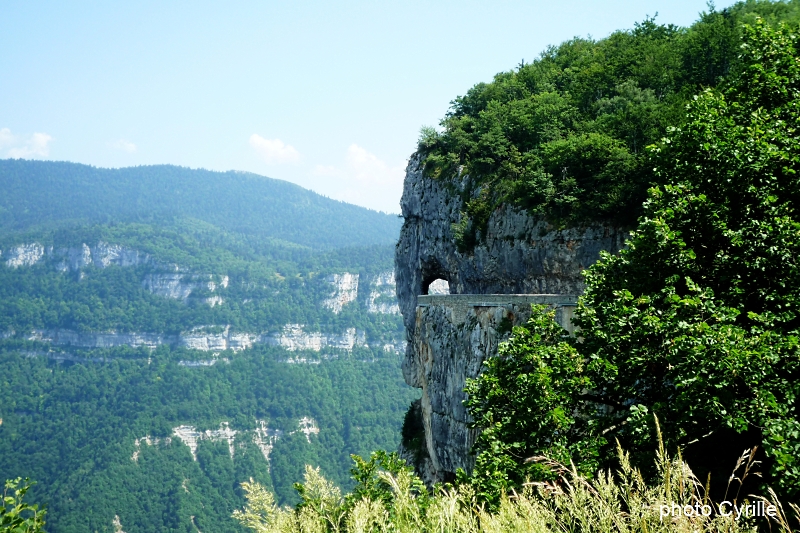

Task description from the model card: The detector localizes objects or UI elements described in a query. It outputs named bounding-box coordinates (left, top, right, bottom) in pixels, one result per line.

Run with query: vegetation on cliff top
left=418, top=0, right=800, bottom=248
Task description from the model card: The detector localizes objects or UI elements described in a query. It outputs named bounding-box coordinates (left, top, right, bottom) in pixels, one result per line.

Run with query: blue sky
left=1, top=0, right=736, bottom=213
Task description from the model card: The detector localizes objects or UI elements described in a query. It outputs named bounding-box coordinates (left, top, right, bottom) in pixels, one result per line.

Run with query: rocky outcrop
left=266, top=324, right=366, bottom=352
left=132, top=435, right=173, bottom=462
left=141, top=419, right=310, bottom=470
left=367, top=271, right=401, bottom=314
left=253, top=420, right=283, bottom=467
left=2, top=241, right=227, bottom=306
left=28, top=330, right=173, bottom=350
left=0, top=241, right=152, bottom=271
left=25, top=323, right=372, bottom=353
left=411, top=294, right=576, bottom=483
left=395, top=155, right=626, bottom=483
left=295, top=417, right=320, bottom=443
left=321, top=270, right=402, bottom=315
left=172, top=422, right=239, bottom=460
left=141, top=272, right=227, bottom=304
left=4, top=243, right=45, bottom=268
left=180, top=326, right=259, bottom=351
left=323, top=273, right=359, bottom=313
left=395, top=157, right=626, bottom=335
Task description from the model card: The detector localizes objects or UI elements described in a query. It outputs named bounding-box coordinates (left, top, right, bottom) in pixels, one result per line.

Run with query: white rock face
left=203, top=295, right=224, bottom=307
left=367, top=271, right=401, bottom=314
left=54, top=243, right=92, bottom=271
left=180, top=327, right=260, bottom=352
left=381, top=339, right=408, bottom=355
left=178, top=358, right=229, bottom=367
left=91, top=241, right=150, bottom=268
left=267, top=324, right=366, bottom=352
left=142, top=272, right=226, bottom=306
left=227, top=332, right=259, bottom=351
left=28, top=329, right=172, bottom=349
left=5, top=243, right=45, bottom=268
left=50, top=241, right=151, bottom=272
left=169, top=420, right=288, bottom=469
left=172, top=422, right=238, bottom=460
left=113, top=514, right=126, bottom=533
left=322, top=273, right=359, bottom=313
left=253, top=420, right=283, bottom=468
left=180, top=326, right=232, bottom=351
left=283, top=356, right=322, bottom=364
left=294, top=417, right=320, bottom=443
left=131, top=435, right=172, bottom=462
left=2, top=240, right=225, bottom=308
left=25, top=324, right=370, bottom=353
left=142, top=272, right=196, bottom=300
left=172, top=426, right=203, bottom=460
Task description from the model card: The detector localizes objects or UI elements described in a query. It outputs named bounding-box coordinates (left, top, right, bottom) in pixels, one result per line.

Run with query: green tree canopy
left=418, top=1, right=800, bottom=248
left=465, top=18, right=800, bottom=500
left=579, top=17, right=800, bottom=494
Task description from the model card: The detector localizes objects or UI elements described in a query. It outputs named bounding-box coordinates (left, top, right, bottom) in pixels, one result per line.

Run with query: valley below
left=0, top=161, right=418, bottom=533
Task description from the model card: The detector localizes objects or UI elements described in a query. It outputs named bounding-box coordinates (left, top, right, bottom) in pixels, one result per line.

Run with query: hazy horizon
left=1, top=0, right=736, bottom=213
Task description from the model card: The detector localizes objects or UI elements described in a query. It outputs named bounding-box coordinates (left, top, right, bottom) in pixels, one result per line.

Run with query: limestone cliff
left=395, top=155, right=626, bottom=483
left=2, top=241, right=406, bottom=355
left=26, top=323, right=378, bottom=354
left=322, top=273, right=359, bottom=313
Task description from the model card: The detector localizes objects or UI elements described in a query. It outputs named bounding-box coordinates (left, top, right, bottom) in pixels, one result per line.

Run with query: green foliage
left=0, top=241, right=402, bottom=337
left=457, top=14, right=800, bottom=504
left=573, top=18, right=800, bottom=496
left=346, top=451, right=425, bottom=514
left=464, top=306, right=601, bottom=504
left=418, top=1, right=800, bottom=247
left=0, top=155, right=414, bottom=533
left=399, top=403, right=426, bottom=468
left=0, top=348, right=418, bottom=532
left=0, top=479, right=46, bottom=533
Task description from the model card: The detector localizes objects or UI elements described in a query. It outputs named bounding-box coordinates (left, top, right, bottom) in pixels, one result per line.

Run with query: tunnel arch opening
left=421, top=276, right=450, bottom=295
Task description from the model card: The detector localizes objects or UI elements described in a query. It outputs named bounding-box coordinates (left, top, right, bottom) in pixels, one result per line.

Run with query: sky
left=1, top=0, right=737, bottom=214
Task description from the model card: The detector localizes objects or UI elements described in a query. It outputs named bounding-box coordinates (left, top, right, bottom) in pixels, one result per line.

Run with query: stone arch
left=419, top=259, right=451, bottom=295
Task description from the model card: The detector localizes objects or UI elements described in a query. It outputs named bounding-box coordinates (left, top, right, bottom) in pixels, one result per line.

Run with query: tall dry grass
left=233, top=439, right=798, bottom=533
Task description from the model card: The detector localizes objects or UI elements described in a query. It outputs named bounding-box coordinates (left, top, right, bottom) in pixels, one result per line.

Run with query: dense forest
left=0, top=347, right=416, bottom=532
left=0, top=234, right=401, bottom=338
left=0, top=162, right=417, bottom=532
left=435, top=0, right=800, bottom=521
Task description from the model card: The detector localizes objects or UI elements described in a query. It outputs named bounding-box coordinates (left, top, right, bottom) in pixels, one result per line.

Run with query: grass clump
left=233, top=441, right=799, bottom=533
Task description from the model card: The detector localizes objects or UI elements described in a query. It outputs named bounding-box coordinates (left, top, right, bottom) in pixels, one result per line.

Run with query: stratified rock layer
left=395, top=156, right=626, bottom=483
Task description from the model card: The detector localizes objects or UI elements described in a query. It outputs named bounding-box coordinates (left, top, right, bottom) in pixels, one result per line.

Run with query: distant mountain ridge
left=0, top=159, right=401, bottom=250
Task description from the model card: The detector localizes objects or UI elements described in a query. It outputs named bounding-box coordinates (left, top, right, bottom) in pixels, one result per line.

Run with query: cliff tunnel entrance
left=421, top=277, right=450, bottom=295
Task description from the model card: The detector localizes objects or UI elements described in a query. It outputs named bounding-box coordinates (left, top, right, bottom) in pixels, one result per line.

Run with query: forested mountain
left=0, top=160, right=402, bottom=250
left=0, top=161, right=416, bottom=532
